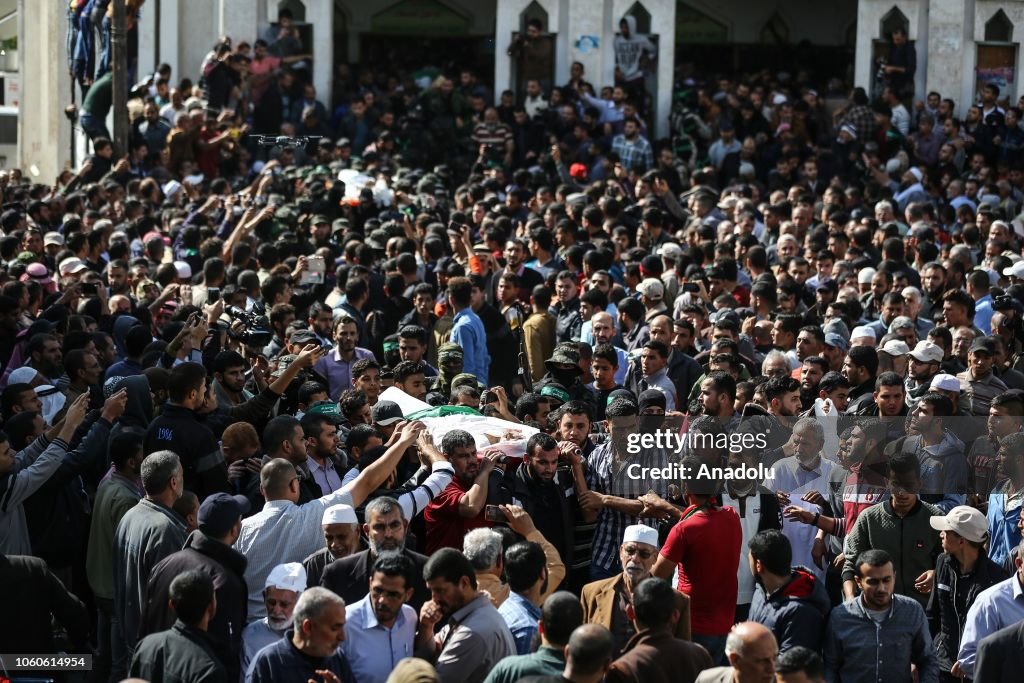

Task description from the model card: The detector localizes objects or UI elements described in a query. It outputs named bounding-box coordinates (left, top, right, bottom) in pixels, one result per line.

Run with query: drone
left=249, top=135, right=322, bottom=148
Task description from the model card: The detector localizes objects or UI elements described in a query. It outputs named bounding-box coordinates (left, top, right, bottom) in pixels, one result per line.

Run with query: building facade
left=17, top=0, right=1024, bottom=180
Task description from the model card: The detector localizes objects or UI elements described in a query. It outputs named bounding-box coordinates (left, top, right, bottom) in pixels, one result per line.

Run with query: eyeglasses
left=622, top=545, right=654, bottom=560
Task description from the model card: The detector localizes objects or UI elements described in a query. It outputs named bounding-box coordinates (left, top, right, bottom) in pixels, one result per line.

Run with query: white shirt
left=235, top=487, right=356, bottom=620
left=721, top=488, right=769, bottom=604
left=342, top=595, right=418, bottom=683
left=340, top=462, right=454, bottom=521
left=766, top=455, right=836, bottom=580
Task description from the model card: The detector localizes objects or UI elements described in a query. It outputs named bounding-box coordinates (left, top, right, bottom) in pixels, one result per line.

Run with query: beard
left=369, top=538, right=405, bottom=555
left=267, top=615, right=291, bottom=631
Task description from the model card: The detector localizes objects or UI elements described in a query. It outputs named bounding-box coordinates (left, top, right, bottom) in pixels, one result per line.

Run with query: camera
left=225, top=304, right=274, bottom=347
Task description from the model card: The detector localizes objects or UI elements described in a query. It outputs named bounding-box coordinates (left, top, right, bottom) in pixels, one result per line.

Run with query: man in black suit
left=320, top=495, right=430, bottom=610
left=975, top=621, right=1024, bottom=683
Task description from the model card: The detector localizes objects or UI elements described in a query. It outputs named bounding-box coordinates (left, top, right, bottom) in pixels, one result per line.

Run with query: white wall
left=975, top=0, right=1022, bottom=104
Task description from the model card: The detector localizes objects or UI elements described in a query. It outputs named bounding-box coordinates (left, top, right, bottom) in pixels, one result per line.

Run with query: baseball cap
left=265, top=562, right=307, bottom=592
left=824, top=333, right=849, bottom=352
left=637, top=278, right=664, bottom=300
left=930, top=373, right=962, bottom=393
left=657, top=243, right=683, bottom=260
left=929, top=505, right=989, bottom=543
left=908, top=340, right=943, bottom=364
left=58, top=257, right=89, bottom=277
left=372, top=400, right=404, bottom=426
left=888, top=316, right=915, bottom=332
left=43, top=232, right=64, bottom=247
left=198, top=493, right=250, bottom=537
left=1003, top=261, right=1024, bottom=279
left=969, top=337, right=997, bottom=355
left=879, top=339, right=910, bottom=356
left=289, top=329, right=319, bottom=346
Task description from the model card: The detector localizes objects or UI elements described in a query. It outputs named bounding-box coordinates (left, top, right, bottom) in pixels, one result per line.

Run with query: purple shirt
left=314, top=347, right=376, bottom=401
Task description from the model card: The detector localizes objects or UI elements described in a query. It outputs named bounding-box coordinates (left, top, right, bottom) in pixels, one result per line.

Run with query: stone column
left=926, top=0, right=975, bottom=109
left=18, top=0, right=72, bottom=179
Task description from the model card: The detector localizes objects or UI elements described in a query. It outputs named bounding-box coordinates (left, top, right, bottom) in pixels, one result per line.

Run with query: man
left=130, top=570, right=227, bottom=683
left=321, top=496, right=431, bottom=611
left=552, top=270, right=584, bottom=344
left=841, top=452, right=941, bottom=608
left=523, top=284, right=556, bottom=383
left=499, top=541, right=551, bottom=654
left=236, top=422, right=426, bottom=620
left=492, top=239, right=544, bottom=306
left=144, top=362, right=227, bottom=498
left=606, top=578, right=712, bottom=683
left=393, top=360, right=428, bottom=401
left=970, top=391, right=1024, bottom=505
left=415, top=548, right=516, bottom=683
left=341, top=553, right=419, bottom=683
left=245, top=587, right=355, bottom=683
left=495, top=433, right=591, bottom=566
left=301, top=413, right=344, bottom=498
left=632, top=341, right=677, bottom=411
left=581, top=525, right=691, bottom=655
left=113, top=451, right=189, bottom=681
left=424, top=429, right=501, bottom=553
left=747, top=530, right=830, bottom=653
left=695, top=622, right=778, bottom=683
left=26, top=333, right=63, bottom=384
left=302, top=504, right=360, bottom=589
left=906, top=340, right=944, bottom=408
left=240, top=563, right=305, bottom=676
left=842, top=346, right=879, bottom=414
left=449, top=276, right=490, bottom=384
left=141, top=493, right=250, bottom=681
left=826, top=549, right=939, bottom=683
left=86, top=431, right=144, bottom=680
left=313, top=316, right=376, bottom=401
left=64, top=349, right=102, bottom=405
left=955, top=537, right=1024, bottom=679
left=483, top=592, right=584, bottom=683
left=611, top=117, right=654, bottom=172
left=903, top=393, right=967, bottom=512
left=927, top=505, right=1009, bottom=683
left=958, top=336, right=1008, bottom=416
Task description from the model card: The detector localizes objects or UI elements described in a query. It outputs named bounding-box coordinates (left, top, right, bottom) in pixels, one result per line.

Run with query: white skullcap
left=173, top=261, right=192, bottom=279
left=322, top=503, right=357, bottom=526
left=851, top=325, right=875, bottom=340
left=857, top=267, right=877, bottom=284
left=622, top=524, right=659, bottom=548
left=930, top=373, right=962, bottom=393
left=265, top=562, right=306, bottom=592
left=8, top=367, right=38, bottom=385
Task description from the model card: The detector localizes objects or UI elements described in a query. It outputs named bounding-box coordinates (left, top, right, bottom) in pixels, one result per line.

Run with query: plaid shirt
left=585, top=440, right=673, bottom=572
left=611, top=134, right=654, bottom=172
left=841, top=105, right=876, bottom=143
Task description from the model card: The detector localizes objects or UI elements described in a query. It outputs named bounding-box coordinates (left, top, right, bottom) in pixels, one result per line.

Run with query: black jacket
left=495, top=463, right=578, bottom=569
left=140, top=530, right=249, bottom=681
left=0, top=554, right=89, bottom=658
left=145, top=403, right=228, bottom=499
left=321, top=547, right=430, bottom=612
left=926, top=550, right=1010, bottom=673
left=130, top=620, right=228, bottom=683
left=975, top=620, right=1024, bottom=683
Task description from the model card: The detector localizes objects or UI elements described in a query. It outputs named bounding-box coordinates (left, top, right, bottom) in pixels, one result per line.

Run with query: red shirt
left=423, top=476, right=493, bottom=554
left=660, top=504, right=742, bottom=636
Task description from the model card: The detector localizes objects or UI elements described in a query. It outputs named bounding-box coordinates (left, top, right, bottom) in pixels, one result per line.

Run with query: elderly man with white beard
left=240, top=563, right=306, bottom=674
left=302, top=504, right=361, bottom=588
left=320, top=496, right=431, bottom=611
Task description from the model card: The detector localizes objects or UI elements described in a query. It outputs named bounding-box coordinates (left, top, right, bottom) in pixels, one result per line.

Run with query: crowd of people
left=5, top=10, right=1024, bottom=683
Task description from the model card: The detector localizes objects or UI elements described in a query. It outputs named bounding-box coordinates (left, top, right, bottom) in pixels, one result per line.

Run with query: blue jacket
left=825, top=594, right=938, bottom=683
left=749, top=567, right=831, bottom=653
left=986, top=489, right=1023, bottom=569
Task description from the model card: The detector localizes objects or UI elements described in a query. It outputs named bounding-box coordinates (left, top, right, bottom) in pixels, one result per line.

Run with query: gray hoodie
left=898, top=431, right=967, bottom=512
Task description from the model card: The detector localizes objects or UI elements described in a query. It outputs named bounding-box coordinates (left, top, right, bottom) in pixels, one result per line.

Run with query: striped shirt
left=341, top=462, right=454, bottom=521
left=585, top=440, right=673, bottom=573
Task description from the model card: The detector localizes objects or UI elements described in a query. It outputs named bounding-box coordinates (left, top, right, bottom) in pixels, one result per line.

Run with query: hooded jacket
left=748, top=567, right=831, bottom=653
left=895, top=431, right=967, bottom=513
left=926, top=550, right=1010, bottom=674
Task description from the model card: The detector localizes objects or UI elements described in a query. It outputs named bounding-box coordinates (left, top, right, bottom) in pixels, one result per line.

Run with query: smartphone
left=81, top=282, right=98, bottom=296
left=682, top=282, right=701, bottom=293
left=482, top=390, right=498, bottom=404
left=484, top=505, right=505, bottom=523
left=208, top=287, right=220, bottom=304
